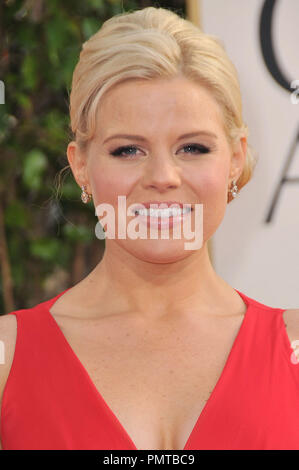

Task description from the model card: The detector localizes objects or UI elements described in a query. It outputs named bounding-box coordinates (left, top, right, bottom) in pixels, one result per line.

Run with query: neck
left=82, top=242, right=240, bottom=320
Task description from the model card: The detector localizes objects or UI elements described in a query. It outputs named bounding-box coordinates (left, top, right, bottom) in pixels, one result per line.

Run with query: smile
left=134, top=207, right=192, bottom=217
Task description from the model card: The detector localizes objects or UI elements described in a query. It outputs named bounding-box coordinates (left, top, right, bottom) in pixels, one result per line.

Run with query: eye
left=180, top=144, right=211, bottom=155
left=109, top=143, right=211, bottom=159
left=110, top=145, right=139, bottom=158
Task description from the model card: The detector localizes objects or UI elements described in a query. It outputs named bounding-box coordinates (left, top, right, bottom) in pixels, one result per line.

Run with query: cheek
left=89, top=163, right=132, bottom=206
left=188, top=165, right=228, bottom=201
left=187, top=164, right=229, bottom=237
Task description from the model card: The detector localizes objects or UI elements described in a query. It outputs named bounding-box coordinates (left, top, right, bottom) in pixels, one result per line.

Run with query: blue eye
left=182, top=144, right=211, bottom=154
left=110, top=146, right=138, bottom=158
left=110, top=144, right=211, bottom=158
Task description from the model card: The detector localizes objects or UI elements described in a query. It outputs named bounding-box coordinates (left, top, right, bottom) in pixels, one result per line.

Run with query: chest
left=51, top=312, right=245, bottom=450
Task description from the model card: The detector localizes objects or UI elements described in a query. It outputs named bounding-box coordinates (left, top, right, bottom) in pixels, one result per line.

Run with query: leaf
left=63, top=223, right=93, bottom=242
left=22, top=149, right=48, bottom=190
left=60, top=179, right=80, bottom=199
left=88, top=0, right=105, bottom=12
left=21, top=53, right=38, bottom=91
left=45, top=18, right=67, bottom=66
left=15, top=91, right=32, bottom=110
left=4, top=201, right=30, bottom=229
left=82, top=17, right=101, bottom=40
left=42, top=110, right=69, bottom=144
left=61, top=45, right=81, bottom=88
left=30, top=238, right=61, bottom=261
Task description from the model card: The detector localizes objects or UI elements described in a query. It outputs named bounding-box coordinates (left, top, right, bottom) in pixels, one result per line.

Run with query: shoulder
left=247, top=293, right=299, bottom=346
left=0, top=314, right=17, bottom=408
left=282, top=308, right=299, bottom=346
left=0, top=314, right=17, bottom=451
left=0, top=313, right=17, bottom=368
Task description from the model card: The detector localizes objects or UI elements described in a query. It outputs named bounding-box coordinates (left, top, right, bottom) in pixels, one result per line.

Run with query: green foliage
left=0, top=0, right=139, bottom=311
left=23, top=149, right=48, bottom=190
left=30, top=237, right=61, bottom=261
left=4, top=200, right=30, bottom=229
left=63, top=223, right=94, bottom=243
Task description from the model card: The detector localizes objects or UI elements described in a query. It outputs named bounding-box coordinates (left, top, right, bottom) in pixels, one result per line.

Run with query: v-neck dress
left=1, top=288, right=299, bottom=450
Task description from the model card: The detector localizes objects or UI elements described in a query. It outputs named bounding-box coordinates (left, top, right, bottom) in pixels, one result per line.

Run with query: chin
left=119, top=238, right=200, bottom=263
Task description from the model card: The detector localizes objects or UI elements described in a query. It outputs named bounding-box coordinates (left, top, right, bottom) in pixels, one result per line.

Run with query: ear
left=66, top=141, right=90, bottom=192
left=229, top=136, right=247, bottom=183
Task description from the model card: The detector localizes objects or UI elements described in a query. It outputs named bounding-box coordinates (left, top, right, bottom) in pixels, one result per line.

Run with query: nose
left=141, top=153, right=182, bottom=192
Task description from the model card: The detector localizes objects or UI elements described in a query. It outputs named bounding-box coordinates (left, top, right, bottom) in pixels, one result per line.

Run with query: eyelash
left=110, top=143, right=211, bottom=158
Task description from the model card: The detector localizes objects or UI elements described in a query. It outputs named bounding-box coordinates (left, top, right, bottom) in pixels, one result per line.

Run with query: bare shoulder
left=0, top=313, right=18, bottom=450
left=282, top=308, right=299, bottom=345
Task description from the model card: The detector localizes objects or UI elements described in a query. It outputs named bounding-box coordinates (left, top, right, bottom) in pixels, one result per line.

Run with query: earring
left=81, top=185, right=92, bottom=203
left=229, top=179, right=238, bottom=198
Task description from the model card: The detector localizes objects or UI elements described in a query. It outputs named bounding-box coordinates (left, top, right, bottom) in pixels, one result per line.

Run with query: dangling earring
left=229, top=179, right=238, bottom=198
left=81, top=185, right=92, bottom=203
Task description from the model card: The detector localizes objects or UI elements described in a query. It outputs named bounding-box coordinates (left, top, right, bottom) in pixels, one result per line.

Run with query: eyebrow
left=102, top=131, right=218, bottom=145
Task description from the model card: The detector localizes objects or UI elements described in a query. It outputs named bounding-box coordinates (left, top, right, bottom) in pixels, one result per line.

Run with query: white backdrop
left=197, top=0, right=299, bottom=307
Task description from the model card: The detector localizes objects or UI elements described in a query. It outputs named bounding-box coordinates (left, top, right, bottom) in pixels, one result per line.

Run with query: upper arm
left=0, top=314, right=18, bottom=450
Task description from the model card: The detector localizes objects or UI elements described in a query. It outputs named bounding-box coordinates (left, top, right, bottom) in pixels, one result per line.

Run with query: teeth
left=135, top=207, right=191, bottom=217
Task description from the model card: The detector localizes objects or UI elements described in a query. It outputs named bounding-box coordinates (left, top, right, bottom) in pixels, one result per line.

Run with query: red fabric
left=1, top=288, right=299, bottom=450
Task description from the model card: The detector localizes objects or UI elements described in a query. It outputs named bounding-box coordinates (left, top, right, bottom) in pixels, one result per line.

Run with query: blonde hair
left=61, top=6, right=258, bottom=202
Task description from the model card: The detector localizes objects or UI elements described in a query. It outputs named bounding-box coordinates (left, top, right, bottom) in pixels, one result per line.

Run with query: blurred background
left=200, top=0, right=299, bottom=308
left=0, top=0, right=187, bottom=312
left=0, top=0, right=298, bottom=313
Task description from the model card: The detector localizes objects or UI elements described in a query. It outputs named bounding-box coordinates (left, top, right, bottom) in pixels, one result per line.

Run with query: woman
left=1, top=6, right=299, bottom=451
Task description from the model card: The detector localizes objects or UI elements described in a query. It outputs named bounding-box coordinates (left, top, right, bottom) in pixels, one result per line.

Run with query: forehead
left=97, top=76, right=224, bottom=131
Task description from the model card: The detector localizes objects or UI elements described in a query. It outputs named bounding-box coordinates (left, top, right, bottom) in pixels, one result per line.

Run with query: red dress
left=1, top=288, right=299, bottom=450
